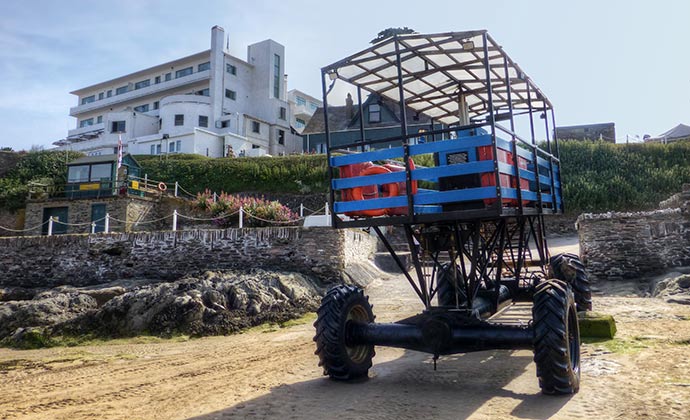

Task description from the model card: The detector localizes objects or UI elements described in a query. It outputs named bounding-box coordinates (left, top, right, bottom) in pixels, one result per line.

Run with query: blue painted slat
left=412, top=161, right=493, bottom=181
left=333, top=171, right=404, bottom=190
left=414, top=187, right=497, bottom=205
left=409, top=135, right=493, bottom=155
left=331, top=147, right=403, bottom=167
left=334, top=195, right=408, bottom=213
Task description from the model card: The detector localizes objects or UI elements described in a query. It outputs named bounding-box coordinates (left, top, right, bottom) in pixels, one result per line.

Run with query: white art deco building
left=54, top=26, right=302, bottom=158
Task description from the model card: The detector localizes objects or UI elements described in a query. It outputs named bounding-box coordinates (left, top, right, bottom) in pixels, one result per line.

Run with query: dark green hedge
left=558, top=140, right=690, bottom=213
left=0, top=150, right=83, bottom=211
left=137, top=154, right=329, bottom=195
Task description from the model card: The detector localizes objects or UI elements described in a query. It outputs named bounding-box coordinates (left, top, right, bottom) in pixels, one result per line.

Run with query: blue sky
left=1, top=0, right=689, bottom=150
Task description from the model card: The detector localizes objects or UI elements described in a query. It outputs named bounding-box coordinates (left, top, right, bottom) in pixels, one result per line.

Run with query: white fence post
left=47, top=216, right=54, bottom=236
left=239, top=206, right=244, bottom=228
left=213, top=192, right=218, bottom=203
left=300, top=203, right=304, bottom=217
left=105, top=213, right=110, bottom=233
left=91, top=222, right=96, bottom=234
left=325, top=202, right=330, bottom=217
left=172, top=209, right=178, bottom=231
left=174, top=182, right=179, bottom=197
left=144, top=174, right=148, bottom=190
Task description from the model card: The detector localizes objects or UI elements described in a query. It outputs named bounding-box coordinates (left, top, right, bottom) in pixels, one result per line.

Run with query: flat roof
left=322, top=30, right=552, bottom=125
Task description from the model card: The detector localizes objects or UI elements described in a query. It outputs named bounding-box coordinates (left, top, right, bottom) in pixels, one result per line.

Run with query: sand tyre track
left=549, top=253, right=593, bottom=311
left=532, top=279, right=581, bottom=395
left=435, top=263, right=467, bottom=307
left=313, top=285, right=375, bottom=380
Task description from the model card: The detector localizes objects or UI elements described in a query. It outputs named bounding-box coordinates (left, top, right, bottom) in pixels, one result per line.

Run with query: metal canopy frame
left=321, top=30, right=553, bottom=125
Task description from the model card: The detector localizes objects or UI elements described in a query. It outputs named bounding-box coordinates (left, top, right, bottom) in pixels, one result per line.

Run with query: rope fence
left=0, top=203, right=330, bottom=237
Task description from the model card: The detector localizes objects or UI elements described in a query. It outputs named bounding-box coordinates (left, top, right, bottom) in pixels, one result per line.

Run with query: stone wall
left=22, top=196, right=177, bottom=235
left=0, top=209, right=24, bottom=237
left=577, top=191, right=690, bottom=281
left=0, top=227, right=376, bottom=288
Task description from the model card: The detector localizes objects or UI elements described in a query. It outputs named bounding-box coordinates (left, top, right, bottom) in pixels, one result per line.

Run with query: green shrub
left=140, top=155, right=328, bottom=195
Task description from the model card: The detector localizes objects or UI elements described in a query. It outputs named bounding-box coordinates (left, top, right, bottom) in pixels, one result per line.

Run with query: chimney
left=345, top=93, right=354, bottom=119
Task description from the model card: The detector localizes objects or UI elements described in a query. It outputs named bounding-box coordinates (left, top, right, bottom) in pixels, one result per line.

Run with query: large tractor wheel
left=549, top=253, right=592, bottom=311
left=313, top=285, right=375, bottom=380
left=436, top=263, right=467, bottom=307
left=532, top=279, right=581, bottom=395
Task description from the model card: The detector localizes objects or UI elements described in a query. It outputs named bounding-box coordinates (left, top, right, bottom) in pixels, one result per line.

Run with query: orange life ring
left=350, top=165, right=399, bottom=217
left=383, top=158, right=418, bottom=195
left=158, top=182, right=167, bottom=191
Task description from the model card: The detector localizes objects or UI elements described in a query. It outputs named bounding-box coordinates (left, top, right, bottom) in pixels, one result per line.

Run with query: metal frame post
left=526, top=81, right=543, bottom=211
left=394, top=36, right=415, bottom=221
left=357, top=86, right=366, bottom=152
left=321, top=70, right=336, bottom=227
left=482, top=33, right=502, bottom=212
left=503, top=55, right=522, bottom=213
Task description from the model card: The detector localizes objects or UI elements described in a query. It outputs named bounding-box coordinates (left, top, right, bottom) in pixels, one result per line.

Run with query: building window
left=225, top=89, right=236, bottom=100
left=198, top=62, right=210, bottom=72
left=81, top=95, right=95, bottom=105
left=195, top=88, right=209, bottom=96
left=169, top=142, right=176, bottom=153
left=134, top=104, right=149, bottom=112
left=175, top=67, right=193, bottom=78
left=369, top=104, right=381, bottom=123
left=79, top=118, right=94, bottom=128
left=165, top=72, right=172, bottom=81
left=150, top=145, right=156, bottom=155
left=226, top=63, right=237, bottom=75
left=279, top=107, right=286, bottom=120
left=309, top=101, right=319, bottom=110
left=134, top=79, right=150, bottom=90
left=96, top=115, right=103, bottom=124
left=107, top=90, right=112, bottom=97
left=273, top=54, right=281, bottom=99
left=153, top=101, right=159, bottom=110
left=295, top=118, right=306, bottom=129
left=198, top=115, right=208, bottom=127
left=221, top=120, right=229, bottom=128
left=90, top=163, right=112, bottom=181
left=115, top=85, right=128, bottom=95
left=252, top=144, right=260, bottom=149
left=176, top=140, right=181, bottom=151
left=98, top=92, right=104, bottom=100
left=111, top=120, right=126, bottom=133
left=174, top=114, right=184, bottom=126
left=252, top=121, right=260, bottom=133
left=296, top=96, right=306, bottom=106
left=278, top=129, right=285, bottom=145
left=155, top=76, right=161, bottom=84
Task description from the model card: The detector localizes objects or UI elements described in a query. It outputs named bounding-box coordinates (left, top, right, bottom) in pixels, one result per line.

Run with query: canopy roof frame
left=321, top=30, right=553, bottom=125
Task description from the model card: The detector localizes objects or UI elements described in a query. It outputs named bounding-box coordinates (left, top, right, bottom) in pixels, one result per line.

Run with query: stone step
left=374, top=251, right=412, bottom=273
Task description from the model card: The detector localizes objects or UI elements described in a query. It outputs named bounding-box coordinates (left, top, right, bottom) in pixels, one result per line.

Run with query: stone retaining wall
left=577, top=199, right=690, bottom=281
left=0, top=227, right=376, bottom=288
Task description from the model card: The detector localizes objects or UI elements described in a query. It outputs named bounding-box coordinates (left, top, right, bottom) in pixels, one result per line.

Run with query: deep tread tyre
left=313, top=285, right=375, bottom=380
left=532, top=279, right=581, bottom=395
left=549, top=253, right=592, bottom=311
left=436, top=263, right=467, bottom=307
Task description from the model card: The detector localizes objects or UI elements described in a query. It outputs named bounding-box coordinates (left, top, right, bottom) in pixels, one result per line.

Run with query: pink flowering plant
left=195, top=189, right=298, bottom=227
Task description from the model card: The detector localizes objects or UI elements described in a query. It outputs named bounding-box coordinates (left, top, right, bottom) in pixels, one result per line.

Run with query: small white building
left=54, top=26, right=304, bottom=158
left=288, top=89, right=322, bottom=135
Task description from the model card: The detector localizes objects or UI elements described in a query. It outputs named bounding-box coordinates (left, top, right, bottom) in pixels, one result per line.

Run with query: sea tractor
left=313, top=30, right=591, bottom=394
